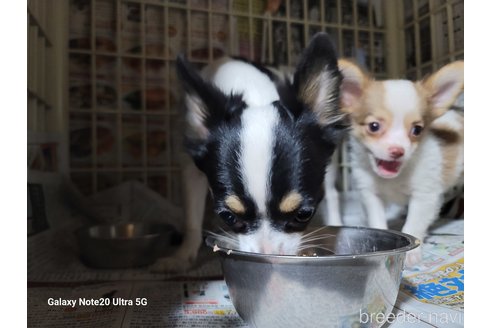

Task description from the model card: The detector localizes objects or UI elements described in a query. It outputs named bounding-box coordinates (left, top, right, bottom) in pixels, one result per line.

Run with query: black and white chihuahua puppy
left=151, top=33, right=347, bottom=272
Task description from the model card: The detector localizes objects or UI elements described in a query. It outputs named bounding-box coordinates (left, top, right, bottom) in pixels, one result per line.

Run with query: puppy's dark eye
left=368, top=122, right=380, bottom=133
left=295, top=208, right=314, bottom=223
left=411, top=125, right=424, bottom=136
left=218, top=211, right=236, bottom=226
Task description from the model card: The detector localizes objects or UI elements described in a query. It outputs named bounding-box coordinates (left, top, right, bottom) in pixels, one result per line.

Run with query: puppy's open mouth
left=375, top=159, right=402, bottom=178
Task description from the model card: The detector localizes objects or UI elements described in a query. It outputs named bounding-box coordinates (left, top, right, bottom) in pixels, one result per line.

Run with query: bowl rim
left=205, top=225, right=419, bottom=262
left=75, top=222, right=175, bottom=241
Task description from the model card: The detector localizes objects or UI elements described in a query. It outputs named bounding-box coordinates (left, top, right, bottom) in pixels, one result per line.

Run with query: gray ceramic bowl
left=206, top=226, right=418, bottom=328
left=76, top=222, right=180, bottom=269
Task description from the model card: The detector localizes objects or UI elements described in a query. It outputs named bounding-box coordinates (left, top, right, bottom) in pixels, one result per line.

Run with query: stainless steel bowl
left=206, top=226, right=418, bottom=328
left=76, top=222, right=180, bottom=269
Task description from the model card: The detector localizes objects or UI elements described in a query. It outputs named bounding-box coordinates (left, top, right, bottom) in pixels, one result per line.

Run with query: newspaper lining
left=393, top=220, right=464, bottom=327
left=28, top=281, right=248, bottom=328
left=28, top=220, right=464, bottom=327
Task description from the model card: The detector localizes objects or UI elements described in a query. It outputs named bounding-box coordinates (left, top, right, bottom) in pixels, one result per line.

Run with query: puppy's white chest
left=376, top=178, right=411, bottom=205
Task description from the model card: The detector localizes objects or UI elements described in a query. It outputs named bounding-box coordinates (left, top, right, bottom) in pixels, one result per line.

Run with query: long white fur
left=238, top=220, right=301, bottom=255
left=234, top=69, right=303, bottom=254
left=240, top=105, right=278, bottom=214
left=202, top=59, right=280, bottom=106
left=208, top=60, right=304, bottom=254
left=377, top=81, right=419, bottom=162
left=322, top=158, right=343, bottom=226
left=323, top=60, right=464, bottom=267
left=151, top=59, right=300, bottom=271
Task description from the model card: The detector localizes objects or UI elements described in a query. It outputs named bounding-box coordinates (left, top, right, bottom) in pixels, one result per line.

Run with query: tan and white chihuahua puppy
left=324, top=59, right=464, bottom=265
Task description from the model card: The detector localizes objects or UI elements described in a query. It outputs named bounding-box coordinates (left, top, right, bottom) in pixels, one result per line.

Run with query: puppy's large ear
left=421, top=61, right=464, bottom=118
left=176, top=55, right=245, bottom=160
left=176, top=54, right=227, bottom=140
left=338, top=59, right=369, bottom=113
left=293, top=32, right=344, bottom=126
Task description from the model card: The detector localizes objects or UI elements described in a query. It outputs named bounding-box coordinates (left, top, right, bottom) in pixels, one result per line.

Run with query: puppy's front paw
left=149, top=248, right=198, bottom=273
left=404, top=248, right=422, bottom=268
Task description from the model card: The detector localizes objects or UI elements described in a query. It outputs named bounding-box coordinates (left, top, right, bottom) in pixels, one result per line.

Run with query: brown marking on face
left=279, top=191, right=303, bottom=213
left=340, top=60, right=462, bottom=150
left=404, top=100, right=426, bottom=144
left=352, top=80, right=432, bottom=149
left=349, top=82, right=393, bottom=142
left=340, top=59, right=464, bottom=184
left=225, top=195, right=246, bottom=215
